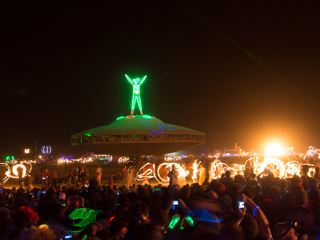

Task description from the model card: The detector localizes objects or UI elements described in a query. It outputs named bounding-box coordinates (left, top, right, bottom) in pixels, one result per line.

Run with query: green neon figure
left=125, top=74, right=147, bottom=115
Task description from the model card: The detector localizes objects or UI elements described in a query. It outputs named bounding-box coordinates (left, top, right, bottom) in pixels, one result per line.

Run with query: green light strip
left=168, top=214, right=180, bottom=229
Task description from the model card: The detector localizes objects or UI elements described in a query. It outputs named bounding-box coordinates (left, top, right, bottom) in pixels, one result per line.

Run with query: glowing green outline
left=168, top=214, right=180, bottom=229
left=125, top=74, right=147, bottom=115
left=68, top=208, right=102, bottom=232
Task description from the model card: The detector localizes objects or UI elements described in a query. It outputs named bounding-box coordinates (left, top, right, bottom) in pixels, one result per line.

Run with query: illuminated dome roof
left=74, top=115, right=202, bottom=136
left=71, top=115, right=205, bottom=155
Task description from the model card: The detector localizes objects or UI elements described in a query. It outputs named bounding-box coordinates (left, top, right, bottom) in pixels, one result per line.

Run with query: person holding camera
left=236, top=193, right=272, bottom=240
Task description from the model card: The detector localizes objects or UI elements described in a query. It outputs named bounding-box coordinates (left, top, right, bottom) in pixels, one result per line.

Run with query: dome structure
left=71, top=114, right=205, bottom=155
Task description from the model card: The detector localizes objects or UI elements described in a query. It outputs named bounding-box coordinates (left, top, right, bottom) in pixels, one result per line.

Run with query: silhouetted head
left=294, top=189, right=308, bottom=207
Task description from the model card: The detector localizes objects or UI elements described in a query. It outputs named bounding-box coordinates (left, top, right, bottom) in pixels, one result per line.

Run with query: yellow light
left=39, top=224, right=49, bottom=230
left=256, top=157, right=285, bottom=178
left=24, top=149, right=30, bottom=154
left=266, top=143, right=284, bottom=156
left=192, top=161, right=200, bottom=182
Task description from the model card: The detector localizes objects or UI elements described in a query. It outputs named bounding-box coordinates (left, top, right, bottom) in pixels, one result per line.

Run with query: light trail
left=0, top=163, right=32, bottom=184
left=192, top=160, right=200, bottom=182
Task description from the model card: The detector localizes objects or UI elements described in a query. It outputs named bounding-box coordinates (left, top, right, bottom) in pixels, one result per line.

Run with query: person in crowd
left=313, top=167, right=320, bottom=181
left=25, top=174, right=33, bottom=189
left=286, top=189, right=315, bottom=237
left=192, top=160, right=199, bottom=183
left=96, top=165, right=102, bottom=183
left=52, top=168, right=58, bottom=188
left=0, top=209, right=10, bottom=239
left=253, top=185, right=264, bottom=206
left=40, top=169, right=49, bottom=188
left=272, top=222, right=299, bottom=240
left=22, top=225, right=56, bottom=240
left=109, top=216, right=128, bottom=240
left=219, top=223, right=245, bottom=240
left=128, top=167, right=136, bottom=186
left=1, top=158, right=320, bottom=240
left=122, top=167, right=129, bottom=188
left=117, top=171, right=122, bottom=181
left=18, top=166, right=24, bottom=188
left=115, top=195, right=131, bottom=222
left=134, top=224, right=163, bottom=240
left=73, top=167, right=79, bottom=185
left=277, top=178, right=288, bottom=196
left=81, top=169, right=89, bottom=186
left=85, top=169, right=90, bottom=183
left=66, top=169, right=72, bottom=188
left=307, top=178, right=320, bottom=225
left=236, top=193, right=272, bottom=239
left=168, top=165, right=179, bottom=187
left=199, top=164, right=206, bottom=185
left=109, top=177, right=115, bottom=189
left=96, top=173, right=101, bottom=185
left=235, top=174, right=246, bottom=189
left=37, top=170, right=42, bottom=185
left=229, top=161, right=235, bottom=175
left=260, top=186, right=286, bottom=230
left=9, top=206, right=39, bottom=240
left=239, top=214, right=259, bottom=240
left=212, top=182, right=233, bottom=214
left=220, top=170, right=233, bottom=185
left=112, top=174, right=117, bottom=183
left=177, top=166, right=187, bottom=186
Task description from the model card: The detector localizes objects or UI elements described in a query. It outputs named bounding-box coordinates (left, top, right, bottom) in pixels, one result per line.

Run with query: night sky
left=1, top=1, right=320, bottom=158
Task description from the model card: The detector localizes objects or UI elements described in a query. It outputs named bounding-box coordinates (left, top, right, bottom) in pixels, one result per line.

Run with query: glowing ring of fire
left=210, top=160, right=229, bottom=179
left=285, top=161, right=300, bottom=178
left=156, top=163, right=189, bottom=184
left=136, top=163, right=155, bottom=181
left=254, top=157, right=285, bottom=178
left=0, top=163, right=32, bottom=184
left=307, top=167, right=315, bottom=177
left=128, top=162, right=190, bottom=185
left=0, top=163, right=11, bottom=183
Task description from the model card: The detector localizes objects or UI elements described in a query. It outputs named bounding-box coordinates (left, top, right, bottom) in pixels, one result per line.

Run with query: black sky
left=1, top=1, right=320, bottom=158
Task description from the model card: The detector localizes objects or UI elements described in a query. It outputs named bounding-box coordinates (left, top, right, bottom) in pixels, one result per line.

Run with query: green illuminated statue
left=125, top=74, right=147, bottom=115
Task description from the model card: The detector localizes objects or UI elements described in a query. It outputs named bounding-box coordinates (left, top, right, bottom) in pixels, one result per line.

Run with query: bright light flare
left=266, top=143, right=284, bottom=156
left=192, top=161, right=200, bottom=182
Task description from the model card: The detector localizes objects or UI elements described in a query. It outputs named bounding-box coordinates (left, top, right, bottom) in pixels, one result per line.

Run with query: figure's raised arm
left=125, top=74, right=133, bottom=85
left=139, top=75, right=147, bottom=85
